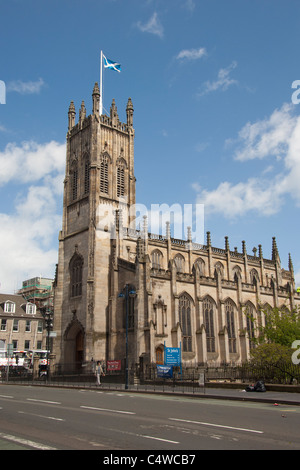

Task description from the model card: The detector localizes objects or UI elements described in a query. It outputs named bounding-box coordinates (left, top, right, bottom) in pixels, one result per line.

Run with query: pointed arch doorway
left=64, top=319, right=85, bottom=370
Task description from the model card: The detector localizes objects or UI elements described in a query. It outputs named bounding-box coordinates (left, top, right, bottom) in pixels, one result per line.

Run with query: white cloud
left=176, top=47, right=207, bottom=61
left=136, top=12, right=164, bottom=38
left=198, top=61, right=238, bottom=96
left=0, top=140, right=65, bottom=293
left=7, top=78, right=45, bottom=94
left=234, top=103, right=295, bottom=161
left=0, top=140, right=65, bottom=187
left=194, top=103, right=300, bottom=218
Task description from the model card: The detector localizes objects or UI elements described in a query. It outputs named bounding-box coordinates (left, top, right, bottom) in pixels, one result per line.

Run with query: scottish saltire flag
left=103, top=54, right=121, bottom=73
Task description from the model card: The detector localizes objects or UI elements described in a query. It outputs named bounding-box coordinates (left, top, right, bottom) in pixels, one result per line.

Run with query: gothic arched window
left=179, top=294, right=192, bottom=352
left=194, top=258, right=205, bottom=275
left=174, top=254, right=185, bottom=273
left=151, top=250, right=162, bottom=270
left=70, top=253, right=83, bottom=298
left=225, top=299, right=236, bottom=353
left=245, top=302, right=256, bottom=350
left=204, top=297, right=215, bottom=352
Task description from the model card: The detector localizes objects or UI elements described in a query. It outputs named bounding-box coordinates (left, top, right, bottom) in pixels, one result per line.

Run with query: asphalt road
left=0, top=384, right=299, bottom=453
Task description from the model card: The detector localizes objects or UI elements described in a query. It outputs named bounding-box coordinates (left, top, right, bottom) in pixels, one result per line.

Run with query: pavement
left=3, top=379, right=300, bottom=406
left=48, top=380, right=300, bottom=406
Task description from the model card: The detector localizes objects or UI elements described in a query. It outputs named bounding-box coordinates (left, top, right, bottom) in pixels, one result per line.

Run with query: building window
left=179, top=294, right=192, bottom=352
left=117, top=165, right=125, bottom=197
left=204, top=297, right=215, bottom=353
left=246, top=303, right=256, bottom=350
left=194, top=258, right=205, bottom=275
left=13, top=319, right=19, bottom=332
left=25, top=320, right=31, bottom=332
left=71, top=168, right=78, bottom=200
left=37, top=341, right=42, bottom=349
left=100, top=158, right=109, bottom=194
left=84, top=161, right=90, bottom=194
left=26, top=303, right=36, bottom=315
left=12, top=340, right=18, bottom=349
left=70, top=253, right=83, bottom=298
left=174, top=254, right=185, bottom=273
left=152, top=250, right=162, bottom=270
left=24, top=340, right=30, bottom=349
left=37, top=320, right=43, bottom=333
left=4, top=301, right=15, bottom=313
left=1, top=319, right=7, bottom=331
left=225, top=300, right=236, bottom=353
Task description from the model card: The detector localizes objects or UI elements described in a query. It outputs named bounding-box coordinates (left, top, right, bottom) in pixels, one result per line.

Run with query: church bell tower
left=53, top=83, right=136, bottom=366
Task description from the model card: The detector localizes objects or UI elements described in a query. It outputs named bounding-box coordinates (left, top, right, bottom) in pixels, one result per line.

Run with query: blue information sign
left=164, top=347, right=181, bottom=365
left=164, top=342, right=182, bottom=377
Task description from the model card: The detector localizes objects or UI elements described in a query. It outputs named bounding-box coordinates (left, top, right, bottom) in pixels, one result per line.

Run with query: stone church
left=53, top=83, right=299, bottom=371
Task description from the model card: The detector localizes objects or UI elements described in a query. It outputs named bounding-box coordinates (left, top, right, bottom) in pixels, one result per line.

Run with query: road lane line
left=0, top=432, right=56, bottom=450
left=80, top=405, right=135, bottom=415
left=143, top=435, right=179, bottom=444
left=27, top=398, right=61, bottom=405
left=0, top=395, right=14, bottom=399
left=18, top=411, right=65, bottom=421
left=169, top=418, right=263, bottom=434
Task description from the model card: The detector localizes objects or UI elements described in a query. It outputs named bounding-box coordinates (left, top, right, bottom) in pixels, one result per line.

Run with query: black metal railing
left=1, top=360, right=300, bottom=388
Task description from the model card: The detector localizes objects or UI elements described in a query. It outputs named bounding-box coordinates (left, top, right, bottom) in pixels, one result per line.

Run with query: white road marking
left=18, top=410, right=64, bottom=421
left=26, top=398, right=61, bottom=405
left=0, top=395, right=14, bottom=399
left=143, top=435, right=179, bottom=444
left=80, top=405, right=135, bottom=415
left=169, top=418, right=264, bottom=434
left=0, top=432, right=56, bottom=450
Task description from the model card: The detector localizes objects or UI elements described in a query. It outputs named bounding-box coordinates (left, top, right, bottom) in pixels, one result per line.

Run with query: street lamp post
left=41, top=307, right=54, bottom=382
left=118, top=284, right=136, bottom=390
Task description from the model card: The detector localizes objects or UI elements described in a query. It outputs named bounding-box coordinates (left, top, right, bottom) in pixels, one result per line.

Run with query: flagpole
left=100, top=50, right=103, bottom=116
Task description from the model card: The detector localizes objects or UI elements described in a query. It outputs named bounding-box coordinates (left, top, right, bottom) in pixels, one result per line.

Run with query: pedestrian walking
left=95, top=361, right=104, bottom=386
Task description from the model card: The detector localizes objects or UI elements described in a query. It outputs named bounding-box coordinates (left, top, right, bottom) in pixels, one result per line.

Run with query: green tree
left=257, top=305, right=300, bottom=347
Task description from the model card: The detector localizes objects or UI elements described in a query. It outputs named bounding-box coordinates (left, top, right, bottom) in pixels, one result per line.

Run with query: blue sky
left=1, top=0, right=300, bottom=293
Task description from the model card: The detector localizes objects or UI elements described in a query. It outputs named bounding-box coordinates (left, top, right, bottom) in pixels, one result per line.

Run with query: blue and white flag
left=103, top=54, right=121, bottom=73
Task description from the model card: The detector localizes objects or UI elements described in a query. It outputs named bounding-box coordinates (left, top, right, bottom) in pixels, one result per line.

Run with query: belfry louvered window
left=84, top=161, right=90, bottom=194
left=117, top=166, right=125, bottom=197
left=100, top=158, right=109, bottom=194
left=72, top=168, right=78, bottom=200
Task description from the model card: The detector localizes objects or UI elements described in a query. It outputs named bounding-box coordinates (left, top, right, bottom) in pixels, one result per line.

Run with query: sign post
left=6, top=343, right=13, bottom=381
left=164, top=342, right=182, bottom=379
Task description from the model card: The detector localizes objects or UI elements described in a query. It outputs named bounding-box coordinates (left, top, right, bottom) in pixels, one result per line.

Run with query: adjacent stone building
left=53, top=83, right=300, bottom=371
left=0, top=293, right=45, bottom=351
